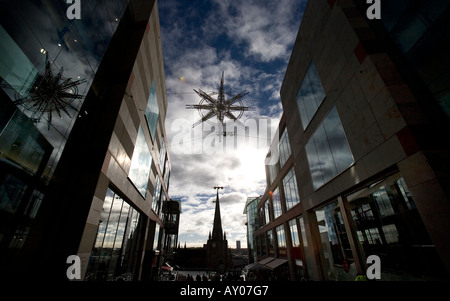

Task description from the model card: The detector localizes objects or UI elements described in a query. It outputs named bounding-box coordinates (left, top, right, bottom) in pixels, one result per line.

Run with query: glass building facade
left=1, top=0, right=175, bottom=280
left=0, top=0, right=130, bottom=274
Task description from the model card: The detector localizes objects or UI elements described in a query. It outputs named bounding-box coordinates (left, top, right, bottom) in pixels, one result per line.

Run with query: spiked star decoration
left=13, top=57, right=85, bottom=130
left=186, top=72, right=250, bottom=135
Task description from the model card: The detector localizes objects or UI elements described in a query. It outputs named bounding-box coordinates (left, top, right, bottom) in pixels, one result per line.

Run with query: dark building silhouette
left=205, top=188, right=232, bottom=274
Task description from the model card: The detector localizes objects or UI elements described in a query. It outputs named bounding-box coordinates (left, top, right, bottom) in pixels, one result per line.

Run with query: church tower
left=206, top=187, right=232, bottom=273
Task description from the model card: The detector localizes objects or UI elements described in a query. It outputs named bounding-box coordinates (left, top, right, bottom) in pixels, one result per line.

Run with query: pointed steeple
left=212, top=186, right=224, bottom=241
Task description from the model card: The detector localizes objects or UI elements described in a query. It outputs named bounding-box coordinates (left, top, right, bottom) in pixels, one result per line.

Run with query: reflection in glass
left=289, top=219, right=300, bottom=247
left=86, top=188, right=141, bottom=281
left=305, top=106, right=354, bottom=190
left=0, top=0, right=130, bottom=178
left=283, top=167, right=300, bottom=211
left=264, top=200, right=271, bottom=225
left=278, top=128, right=291, bottom=168
left=348, top=174, right=446, bottom=279
left=129, top=126, right=152, bottom=197
left=272, top=187, right=282, bottom=219
left=315, top=202, right=354, bottom=280
left=0, top=110, right=52, bottom=175
left=267, top=163, right=277, bottom=186
left=153, top=223, right=160, bottom=251
left=152, top=176, right=161, bottom=214
left=267, top=230, right=275, bottom=256
left=145, top=81, right=159, bottom=141
left=296, top=61, right=326, bottom=130
left=276, top=225, right=287, bottom=257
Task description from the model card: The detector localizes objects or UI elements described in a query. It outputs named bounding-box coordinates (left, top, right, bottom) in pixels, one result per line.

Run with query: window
left=271, top=187, right=282, bottom=219
left=152, top=175, right=161, bottom=214
left=276, top=225, right=286, bottom=249
left=159, top=139, right=166, bottom=169
left=296, top=61, right=326, bottom=130
left=283, top=167, right=300, bottom=211
left=264, top=200, right=271, bottom=225
left=305, top=106, right=354, bottom=190
left=279, top=128, right=291, bottom=168
left=153, top=223, right=160, bottom=251
left=129, top=126, right=152, bottom=197
left=289, top=219, right=300, bottom=247
left=267, top=230, right=275, bottom=255
left=145, top=81, right=159, bottom=141
left=299, top=217, right=308, bottom=247
left=85, top=188, right=141, bottom=281
left=0, top=25, right=39, bottom=97
left=267, top=163, right=277, bottom=186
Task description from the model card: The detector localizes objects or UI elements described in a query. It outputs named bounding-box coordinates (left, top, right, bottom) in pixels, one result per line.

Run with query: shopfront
left=312, top=172, right=446, bottom=280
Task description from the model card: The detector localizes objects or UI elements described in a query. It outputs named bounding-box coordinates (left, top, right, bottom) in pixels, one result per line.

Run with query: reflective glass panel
left=272, top=187, right=282, bottom=219
left=85, top=188, right=141, bottom=281
left=289, top=219, right=300, bottom=247
left=152, top=176, right=161, bottom=214
left=276, top=225, right=286, bottom=248
left=283, top=167, right=300, bottom=211
left=279, top=128, right=291, bottom=168
left=145, top=81, right=159, bottom=141
left=129, top=126, right=152, bottom=197
left=296, top=61, right=326, bottom=130
left=264, top=200, right=271, bottom=224
left=305, top=106, right=354, bottom=190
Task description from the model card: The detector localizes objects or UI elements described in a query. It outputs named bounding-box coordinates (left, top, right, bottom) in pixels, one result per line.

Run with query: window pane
left=85, top=188, right=141, bottom=281
left=279, top=128, right=291, bottom=168
left=306, top=106, right=353, bottom=190
left=272, top=187, right=282, bottom=219
left=296, top=61, right=326, bottom=129
left=264, top=201, right=271, bottom=225
left=276, top=225, right=286, bottom=248
left=129, top=126, right=152, bottom=197
left=283, top=168, right=300, bottom=211
left=145, top=81, right=159, bottom=141
left=289, top=219, right=300, bottom=247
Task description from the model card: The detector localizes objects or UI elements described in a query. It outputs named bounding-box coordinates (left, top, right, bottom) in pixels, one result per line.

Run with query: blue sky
left=158, top=0, right=306, bottom=248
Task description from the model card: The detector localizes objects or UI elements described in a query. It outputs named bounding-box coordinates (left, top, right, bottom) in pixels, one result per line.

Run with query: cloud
left=208, top=0, right=304, bottom=62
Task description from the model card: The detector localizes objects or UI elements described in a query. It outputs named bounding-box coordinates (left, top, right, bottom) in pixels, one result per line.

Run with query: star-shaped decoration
left=186, top=72, right=250, bottom=134
left=13, top=57, right=85, bottom=130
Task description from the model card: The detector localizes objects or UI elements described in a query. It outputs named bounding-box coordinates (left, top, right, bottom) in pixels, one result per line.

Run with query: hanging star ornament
left=186, top=72, right=250, bottom=136
left=13, top=55, right=85, bottom=130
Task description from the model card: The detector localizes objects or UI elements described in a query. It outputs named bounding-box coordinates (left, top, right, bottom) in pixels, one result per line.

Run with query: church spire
left=212, top=186, right=224, bottom=241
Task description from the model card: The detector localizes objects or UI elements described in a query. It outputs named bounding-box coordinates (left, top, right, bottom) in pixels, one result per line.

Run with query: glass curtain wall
left=0, top=0, right=130, bottom=178
left=85, top=188, right=143, bottom=281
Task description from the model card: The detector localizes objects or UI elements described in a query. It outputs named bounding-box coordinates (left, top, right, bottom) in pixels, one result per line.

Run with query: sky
left=158, top=0, right=307, bottom=248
